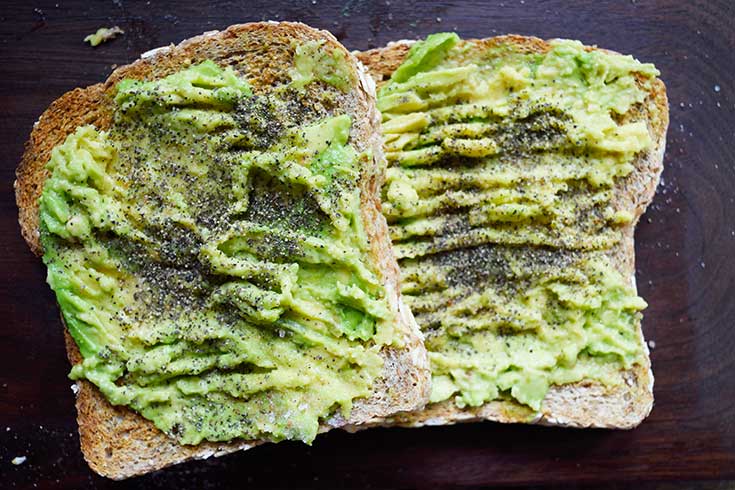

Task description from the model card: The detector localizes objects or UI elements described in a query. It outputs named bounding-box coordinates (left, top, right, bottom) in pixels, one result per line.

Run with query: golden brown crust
left=356, top=35, right=669, bottom=430
left=15, top=84, right=110, bottom=256
left=17, top=22, right=430, bottom=479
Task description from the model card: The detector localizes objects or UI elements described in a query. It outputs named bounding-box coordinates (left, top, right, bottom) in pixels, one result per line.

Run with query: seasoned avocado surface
left=380, top=33, right=657, bottom=410
left=40, top=47, right=396, bottom=445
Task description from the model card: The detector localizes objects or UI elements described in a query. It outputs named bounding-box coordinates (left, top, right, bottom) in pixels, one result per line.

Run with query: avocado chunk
left=387, top=32, right=459, bottom=85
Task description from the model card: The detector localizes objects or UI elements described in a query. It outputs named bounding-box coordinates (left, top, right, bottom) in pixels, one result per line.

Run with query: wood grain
left=1, top=0, right=734, bottom=488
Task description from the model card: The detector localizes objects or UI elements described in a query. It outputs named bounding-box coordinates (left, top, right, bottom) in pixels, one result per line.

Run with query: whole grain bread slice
left=15, top=22, right=430, bottom=479
left=356, top=35, right=668, bottom=430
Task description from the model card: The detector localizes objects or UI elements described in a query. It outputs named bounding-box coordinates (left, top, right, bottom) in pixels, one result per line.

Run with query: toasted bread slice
left=15, top=22, right=430, bottom=479
left=356, top=35, right=668, bottom=429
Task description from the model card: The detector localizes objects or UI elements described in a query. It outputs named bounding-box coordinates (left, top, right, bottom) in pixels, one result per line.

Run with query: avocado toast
left=15, top=22, right=430, bottom=479
left=357, top=33, right=668, bottom=428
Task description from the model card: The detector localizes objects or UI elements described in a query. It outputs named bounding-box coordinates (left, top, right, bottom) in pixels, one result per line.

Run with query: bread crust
left=355, top=35, right=668, bottom=430
left=16, top=22, right=430, bottom=479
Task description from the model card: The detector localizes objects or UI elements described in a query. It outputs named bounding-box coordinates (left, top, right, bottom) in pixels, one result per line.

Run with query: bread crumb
left=11, top=456, right=26, bottom=465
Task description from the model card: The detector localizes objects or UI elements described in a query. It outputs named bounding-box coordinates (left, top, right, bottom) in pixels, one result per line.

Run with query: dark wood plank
left=1, top=1, right=733, bottom=488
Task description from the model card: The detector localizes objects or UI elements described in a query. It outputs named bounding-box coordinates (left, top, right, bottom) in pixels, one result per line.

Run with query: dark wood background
left=1, top=1, right=734, bottom=488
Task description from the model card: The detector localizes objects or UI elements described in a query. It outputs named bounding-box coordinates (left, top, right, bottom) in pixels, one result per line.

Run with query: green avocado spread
left=40, top=46, right=397, bottom=445
left=379, top=33, right=658, bottom=411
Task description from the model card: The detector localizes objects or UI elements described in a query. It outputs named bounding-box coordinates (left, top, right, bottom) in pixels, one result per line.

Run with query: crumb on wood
left=84, top=26, right=124, bottom=47
left=11, top=456, right=26, bottom=465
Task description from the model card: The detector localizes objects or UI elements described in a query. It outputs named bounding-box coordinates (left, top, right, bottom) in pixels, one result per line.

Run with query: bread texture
left=356, top=35, right=668, bottom=430
left=15, top=22, right=430, bottom=479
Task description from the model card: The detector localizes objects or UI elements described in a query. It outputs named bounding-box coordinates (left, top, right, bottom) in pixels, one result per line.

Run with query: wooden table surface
left=1, top=1, right=734, bottom=488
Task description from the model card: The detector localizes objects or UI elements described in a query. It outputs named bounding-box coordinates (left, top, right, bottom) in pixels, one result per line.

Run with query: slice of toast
left=356, top=35, right=668, bottom=429
left=15, top=22, right=430, bottom=479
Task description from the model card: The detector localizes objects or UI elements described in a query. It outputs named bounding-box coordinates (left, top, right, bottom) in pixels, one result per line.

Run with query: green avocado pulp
left=40, top=50, right=396, bottom=445
left=379, top=33, right=658, bottom=410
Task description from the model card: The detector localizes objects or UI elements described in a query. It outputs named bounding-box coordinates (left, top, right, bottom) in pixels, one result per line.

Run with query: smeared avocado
left=379, top=33, right=658, bottom=410
left=290, top=40, right=356, bottom=92
left=40, top=58, right=396, bottom=445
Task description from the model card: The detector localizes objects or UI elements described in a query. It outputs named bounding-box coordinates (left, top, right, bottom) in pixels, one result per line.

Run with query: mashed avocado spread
left=40, top=46, right=395, bottom=445
left=379, top=33, right=658, bottom=411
